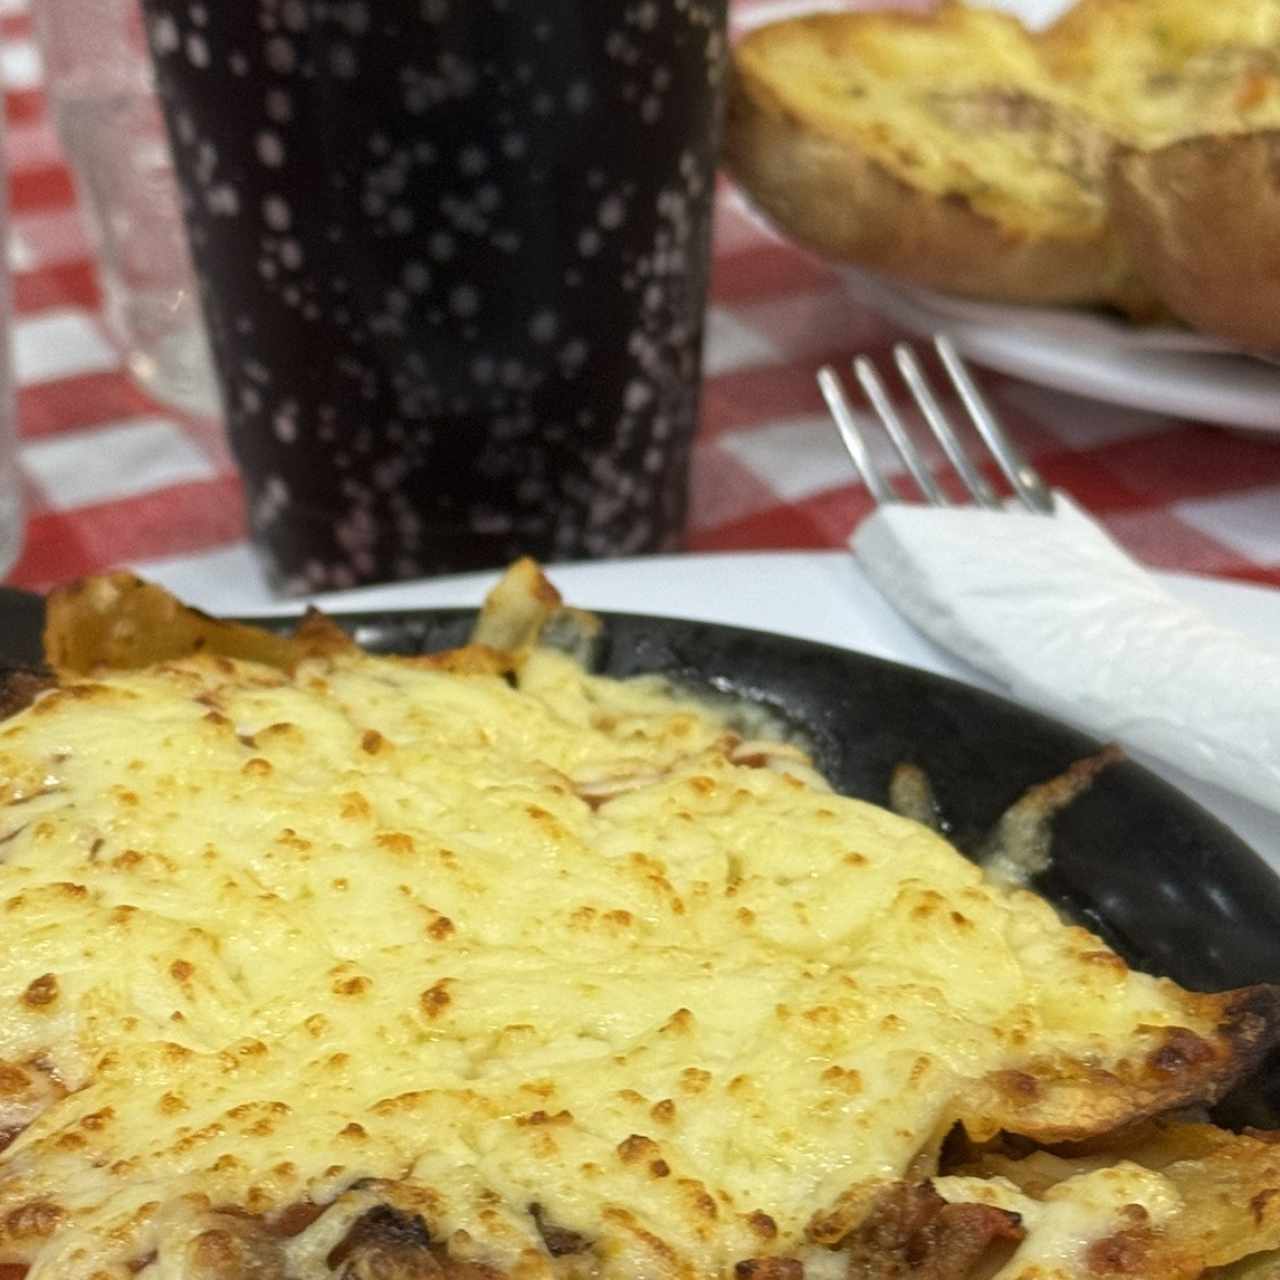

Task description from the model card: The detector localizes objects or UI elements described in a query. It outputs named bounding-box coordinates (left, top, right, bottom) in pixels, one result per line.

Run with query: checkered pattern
left=6, top=0, right=1280, bottom=593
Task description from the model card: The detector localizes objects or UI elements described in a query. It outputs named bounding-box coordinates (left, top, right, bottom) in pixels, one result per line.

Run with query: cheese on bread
left=725, top=0, right=1280, bottom=338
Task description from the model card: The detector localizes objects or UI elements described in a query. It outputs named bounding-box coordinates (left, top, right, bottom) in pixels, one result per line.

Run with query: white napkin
left=851, top=492, right=1280, bottom=814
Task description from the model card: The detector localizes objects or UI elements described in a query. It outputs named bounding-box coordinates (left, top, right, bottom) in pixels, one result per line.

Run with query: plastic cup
left=141, top=0, right=729, bottom=592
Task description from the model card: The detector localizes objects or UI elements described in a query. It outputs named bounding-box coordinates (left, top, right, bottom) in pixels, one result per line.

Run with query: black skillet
left=4, top=588, right=1278, bottom=1118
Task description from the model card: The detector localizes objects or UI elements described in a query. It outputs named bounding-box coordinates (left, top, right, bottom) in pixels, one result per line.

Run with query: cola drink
left=141, top=0, right=728, bottom=592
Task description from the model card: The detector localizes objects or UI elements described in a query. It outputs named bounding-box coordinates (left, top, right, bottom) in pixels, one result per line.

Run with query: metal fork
left=817, top=335, right=1054, bottom=514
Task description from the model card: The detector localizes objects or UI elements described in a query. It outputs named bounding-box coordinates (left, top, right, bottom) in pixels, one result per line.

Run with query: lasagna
left=0, top=561, right=1277, bottom=1280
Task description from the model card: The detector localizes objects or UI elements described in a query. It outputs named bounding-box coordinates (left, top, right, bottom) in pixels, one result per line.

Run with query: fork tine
left=853, top=356, right=949, bottom=506
left=893, top=343, right=1001, bottom=509
left=934, top=336, right=1054, bottom=514
left=817, top=365, right=898, bottom=505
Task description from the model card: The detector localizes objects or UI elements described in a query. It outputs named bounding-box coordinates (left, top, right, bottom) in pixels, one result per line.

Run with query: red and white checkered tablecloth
left=5, top=0, right=1280, bottom=595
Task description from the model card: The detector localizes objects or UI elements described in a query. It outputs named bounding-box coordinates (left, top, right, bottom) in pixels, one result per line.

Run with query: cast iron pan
left=4, top=590, right=1278, bottom=1118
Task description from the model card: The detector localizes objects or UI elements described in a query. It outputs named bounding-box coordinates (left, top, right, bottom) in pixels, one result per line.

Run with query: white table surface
left=137, top=549, right=1280, bottom=867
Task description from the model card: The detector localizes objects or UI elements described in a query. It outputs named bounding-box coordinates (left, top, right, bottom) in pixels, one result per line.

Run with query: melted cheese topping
left=0, top=649, right=1216, bottom=1278
left=738, top=9, right=1112, bottom=234
left=935, top=1167, right=1183, bottom=1280
left=1048, top=0, right=1280, bottom=147
left=740, top=1, right=1280, bottom=240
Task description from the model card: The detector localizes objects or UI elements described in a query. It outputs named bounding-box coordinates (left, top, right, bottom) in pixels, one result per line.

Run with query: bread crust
left=724, top=1, right=1280, bottom=341
left=724, top=64, right=1137, bottom=307
left=958, top=985, right=1280, bottom=1146
left=1110, top=130, right=1280, bottom=352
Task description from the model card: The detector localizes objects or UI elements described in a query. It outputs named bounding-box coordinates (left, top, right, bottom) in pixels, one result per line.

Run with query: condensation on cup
left=33, top=0, right=221, bottom=418
left=143, top=0, right=730, bottom=592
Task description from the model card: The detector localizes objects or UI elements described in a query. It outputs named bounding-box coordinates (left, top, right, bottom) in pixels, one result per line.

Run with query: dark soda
left=142, top=0, right=728, bottom=591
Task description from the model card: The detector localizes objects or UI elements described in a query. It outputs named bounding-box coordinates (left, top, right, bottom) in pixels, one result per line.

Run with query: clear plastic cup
left=32, top=0, right=220, bottom=418
left=0, top=112, right=23, bottom=580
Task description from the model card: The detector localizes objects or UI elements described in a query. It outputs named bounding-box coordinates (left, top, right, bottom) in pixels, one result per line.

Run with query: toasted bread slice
left=1045, top=0, right=1280, bottom=145
left=1055, top=0, right=1280, bottom=347
left=725, top=0, right=1280, bottom=340
left=1053, top=0, right=1280, bottom=346
left=1111, top=131, right=1280, bottom=351
left=725, top=3, right=1144, bottom=308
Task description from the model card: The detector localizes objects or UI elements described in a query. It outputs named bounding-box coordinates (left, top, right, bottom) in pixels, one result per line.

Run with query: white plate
left=732, top=0, right=1280, bottom=433
left=838, top=266, right=1280, bottom=433
left=140, top=548, right=1280, bottom=865
left=734, top=0, right=1073, bottom=33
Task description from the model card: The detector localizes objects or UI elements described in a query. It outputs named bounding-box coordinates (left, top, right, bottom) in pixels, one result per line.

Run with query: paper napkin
left=852, top=493, right=1280, bottom=813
